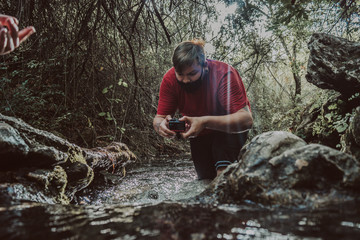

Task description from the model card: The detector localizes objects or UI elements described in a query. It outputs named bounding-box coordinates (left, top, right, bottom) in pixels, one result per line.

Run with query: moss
left=27, top=165, right=70, bottom=204
left=49, top=166, right=67, bottom=192
left=48, top=166, right=70, bottom=204
left=66, top=146, right=87, bottom=165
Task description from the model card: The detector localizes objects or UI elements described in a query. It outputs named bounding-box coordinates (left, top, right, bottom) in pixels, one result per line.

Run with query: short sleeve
left=217, top=69, right=248, bottom=114
left=156, top=76, right=178, bottom=115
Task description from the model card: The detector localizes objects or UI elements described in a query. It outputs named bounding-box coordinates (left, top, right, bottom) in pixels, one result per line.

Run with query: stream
left=1, top=156, right=360, bottom=239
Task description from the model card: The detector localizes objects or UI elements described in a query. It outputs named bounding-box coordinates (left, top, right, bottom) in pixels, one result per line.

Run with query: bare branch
left=265, top=64, right=293, bottom=100
left=150, top=0, right=172, bottom=44
left=130, top=0, right=146, bottom=37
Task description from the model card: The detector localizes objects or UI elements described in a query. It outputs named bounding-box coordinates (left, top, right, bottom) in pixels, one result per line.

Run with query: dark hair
left=172, top=39, right=206, bottom=72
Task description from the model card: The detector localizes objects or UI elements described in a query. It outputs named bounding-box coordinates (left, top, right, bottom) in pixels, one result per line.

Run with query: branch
left=101, top=0, right=153, bottom=103
left=100, top=0, right=139, bottom=88
left=246, top=59, right=262, bottom=92
left=328, top=0, right=355, bottom=33
left=265, top=64, right=293, bottom=100
left=150, top=0, right=171, bottom=44
left=277, top=33, right=292, bottom=63
left=130, top=0, right=146, bottom=37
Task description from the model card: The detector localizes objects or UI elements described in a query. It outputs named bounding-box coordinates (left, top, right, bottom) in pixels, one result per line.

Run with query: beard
left=177, top=69, right=204, bottom=93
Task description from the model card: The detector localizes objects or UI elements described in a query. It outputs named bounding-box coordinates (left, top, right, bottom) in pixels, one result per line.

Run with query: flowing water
left=78, top=157, right=211, bottom=206
left=1, top=157, right=360, bottom=239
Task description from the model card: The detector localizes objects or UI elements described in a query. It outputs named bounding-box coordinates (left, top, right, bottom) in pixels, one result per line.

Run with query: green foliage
left=118, top=79, right=128, bottom=88
left=349, top=93, right=360, bottom=101
left=1, top=0, right=358, bottom=157
left=313, top=105, right=348, bottom=136
left=312, top=92, right=358, bottom=138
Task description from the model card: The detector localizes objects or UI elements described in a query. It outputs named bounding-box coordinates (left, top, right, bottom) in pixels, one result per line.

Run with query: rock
left=27, top=166, right=69, bottom=204
left=27, top=145, right=68, bottom=167
left=296, top=33, right=360, bottom=150
left=85, top=142, right=136, bottom=173
left=0, top=113, right=136, bottom=204
left=62, top=152, right=94, bottom=197
left=208, top=131, right=360, bottom=208
left=238, top=131, right=307, bottom=170
left=268, top=144, right=360, bottom=189
left=206, top=131, right=307, bottom=205
left=0, top=165, right=70, bottom=204
left=0, top=122, right=29, bottom=166
left=0, top=183, right=59, bottom=204
left=306, top=33, right=360, bottom=97
left=147, top=190, right=159, bottom=199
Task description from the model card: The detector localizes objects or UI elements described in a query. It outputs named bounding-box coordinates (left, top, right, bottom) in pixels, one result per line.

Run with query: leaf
left=98, top=112, right=106, bottom=117
left=122, top=82, right=128, bottom=88
left=335, top=122, right=348, bottom=133
left=328, top=103, right=337, bottom=110
left=349, top=93, right=360, bottom=101
left=102, top=87, right=108, bottom=94
left=324, top=113, right=332, bottom=121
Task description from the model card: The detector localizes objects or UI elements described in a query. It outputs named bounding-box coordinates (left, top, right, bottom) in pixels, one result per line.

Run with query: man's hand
left=0, top=14, right=35, bottom=55
left=179, top=106, right=253, bottom=138
left=153, top=115, right=176, bottom=138
left=179, top=116, right=205, bottom=139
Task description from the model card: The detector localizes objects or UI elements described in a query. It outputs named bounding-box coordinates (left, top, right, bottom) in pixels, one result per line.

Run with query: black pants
left=189, top=131, right=248, bottom=180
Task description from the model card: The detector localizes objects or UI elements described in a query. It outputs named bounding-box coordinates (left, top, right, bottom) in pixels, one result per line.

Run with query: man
left=153, top=39, right=253, bottom=179
left=0, top=14, right=35, bottom=55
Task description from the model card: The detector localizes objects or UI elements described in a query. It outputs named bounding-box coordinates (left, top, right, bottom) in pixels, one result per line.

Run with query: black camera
left=169, top=118, right=185, bottom=132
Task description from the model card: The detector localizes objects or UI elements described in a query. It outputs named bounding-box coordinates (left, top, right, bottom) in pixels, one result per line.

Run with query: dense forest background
left=0, top=0, right=359, bottom=159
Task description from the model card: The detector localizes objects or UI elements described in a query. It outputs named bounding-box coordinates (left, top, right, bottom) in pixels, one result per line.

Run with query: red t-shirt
left=157, top=59, right=250, bottom=118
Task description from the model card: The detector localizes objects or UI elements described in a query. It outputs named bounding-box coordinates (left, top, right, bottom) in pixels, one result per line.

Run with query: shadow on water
left=1, top=157, right=360, bottom=239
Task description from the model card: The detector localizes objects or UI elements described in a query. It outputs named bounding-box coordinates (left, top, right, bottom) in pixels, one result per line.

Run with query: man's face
left=175, top=62, right=203, bottom=93
left=175, top=62, right=203, bottom=83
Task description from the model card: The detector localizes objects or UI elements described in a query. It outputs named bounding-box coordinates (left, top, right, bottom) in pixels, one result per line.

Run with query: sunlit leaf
left=335, top=123, right=348, bottom=133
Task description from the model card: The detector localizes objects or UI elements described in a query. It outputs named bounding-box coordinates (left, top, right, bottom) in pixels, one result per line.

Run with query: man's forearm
left=203, top=108, right=253, bottom=133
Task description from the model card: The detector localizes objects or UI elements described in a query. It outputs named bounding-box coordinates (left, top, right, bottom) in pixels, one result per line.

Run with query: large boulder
left=237, top=131, right=307, bottom=169
left=0, top=113, right=136, bottom=204
left=295, top=33, right=359, bottom=155
left=306, top=33, right=360, bottom=97
left=207, top=131, right=360, bottom=208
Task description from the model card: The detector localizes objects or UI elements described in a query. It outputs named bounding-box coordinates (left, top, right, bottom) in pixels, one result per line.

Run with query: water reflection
left=2, top=201, right=360, bottom=239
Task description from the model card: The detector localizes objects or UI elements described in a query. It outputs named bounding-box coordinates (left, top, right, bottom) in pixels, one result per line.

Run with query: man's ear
left=204, top=60, right=209, bottom=73
left=204, top=60, right=208, bottom=67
